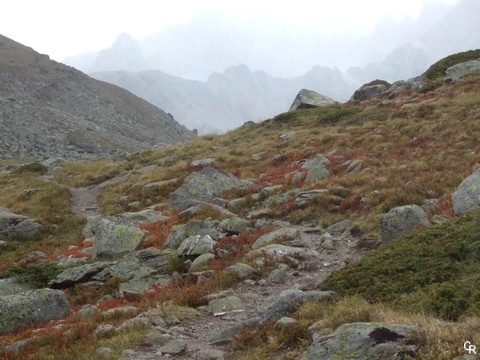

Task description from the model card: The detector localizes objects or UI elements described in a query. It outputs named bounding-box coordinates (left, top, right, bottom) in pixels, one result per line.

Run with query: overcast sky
left=2, top=0, right=458, bottom=62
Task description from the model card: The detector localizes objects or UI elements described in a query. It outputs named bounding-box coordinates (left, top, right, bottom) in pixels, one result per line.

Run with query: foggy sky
left=1, top=0, right=458, bottom=62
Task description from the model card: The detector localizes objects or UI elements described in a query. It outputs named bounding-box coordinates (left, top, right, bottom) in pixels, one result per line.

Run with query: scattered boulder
left=452, top=169, right=480, bottom=215
left=380, top=205, right=430, bottom=244
left=0, top=289, right=71, bottom=334
left=219, top=217, right=252, bottom=234
left=166, top=219, right=223, bottom=250
left=289, top=89, right=336, bottom=111
left=301, top=322, right=425, bottom=360
left=189, top=253, right=215, bottom=272
left=351, top=80, right=390, bottom=101
left=226, top=263, right=257, bottom=280
left=75, top=304, right=101, bottom=318
left=252, top=227, right=299, bottom=250
left=92, top=218, right=146, bottom=260
left=169, top=167, right=242, bottom=211
left=0, top=207, right=44, bottom=240
left=301, top=154, right=331, bottom=182
left=176, top=235, right=217, bottom=257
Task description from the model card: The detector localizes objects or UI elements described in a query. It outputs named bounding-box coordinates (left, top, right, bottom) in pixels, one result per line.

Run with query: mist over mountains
left=66, top=0, right=480, bottom=133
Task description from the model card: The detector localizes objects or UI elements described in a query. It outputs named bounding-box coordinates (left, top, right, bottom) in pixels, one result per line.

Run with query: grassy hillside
left=1, top=67, right=480, bottom=359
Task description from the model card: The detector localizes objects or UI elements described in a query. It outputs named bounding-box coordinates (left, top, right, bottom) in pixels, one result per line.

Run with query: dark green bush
left=13, top=162, right=48, bottom=175
left=0, top=262, right=63, bottom=288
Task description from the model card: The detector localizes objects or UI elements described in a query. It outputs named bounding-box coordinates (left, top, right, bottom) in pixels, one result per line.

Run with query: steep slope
left=0, top=35, right=194, bottom=161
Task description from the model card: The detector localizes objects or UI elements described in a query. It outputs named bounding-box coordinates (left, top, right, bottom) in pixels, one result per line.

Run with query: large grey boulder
left=0, top=207, right=44, bottom=240
left=252, top=227, right=300, bottom=250
left=452, top=169, right=480, bottom=215
left=168, top=167, right=242, bottom=211
left=380, top=205, right=430, bottom=244
left=351, top=81, right=390, bottom=101
left=92, top=218, right=146, bottom=260
left=444, top=59, right=480, bottom=82
left=301, top=154, right=331, bottom=183
left=289, top=89, right=336, bottom=111
left=0, top=289, right=71, bottom=334
left=301, top=322, right=425, bottom=360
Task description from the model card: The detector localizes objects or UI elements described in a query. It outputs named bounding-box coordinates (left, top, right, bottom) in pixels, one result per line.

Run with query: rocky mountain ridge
left=0, top=35, right=195, bottom=161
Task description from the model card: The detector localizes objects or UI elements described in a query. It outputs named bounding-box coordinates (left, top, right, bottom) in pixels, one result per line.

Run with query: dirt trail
left=39, top=174, right=103, bottom=218
left=69, top=186, right=102, bottom=218
left=123, top=227, right=363, bottom=359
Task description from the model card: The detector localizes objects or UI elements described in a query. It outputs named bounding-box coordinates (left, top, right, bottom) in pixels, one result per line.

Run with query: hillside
left=0, top=35, right=194, bottom=161
left=0, top=53, right=480, bottom=359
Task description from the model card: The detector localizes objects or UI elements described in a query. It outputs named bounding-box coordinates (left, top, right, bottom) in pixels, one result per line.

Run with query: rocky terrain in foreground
left=0, top=51, right=480, bottom=359
left=0, top=35, right=195, bottom=161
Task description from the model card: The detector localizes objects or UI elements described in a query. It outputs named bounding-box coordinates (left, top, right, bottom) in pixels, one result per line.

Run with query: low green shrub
left=320, top=212, right=480, bottom=320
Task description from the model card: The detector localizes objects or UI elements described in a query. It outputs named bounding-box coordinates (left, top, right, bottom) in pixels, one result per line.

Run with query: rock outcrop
left=444, top=59, right=480, bottom=82
left=351, top=80, right=390, bottom=101
left=289, top=89, right=336, bottom=111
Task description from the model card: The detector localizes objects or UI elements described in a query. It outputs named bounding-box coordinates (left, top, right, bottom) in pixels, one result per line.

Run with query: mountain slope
left=0, top=35, right=194, bottom=161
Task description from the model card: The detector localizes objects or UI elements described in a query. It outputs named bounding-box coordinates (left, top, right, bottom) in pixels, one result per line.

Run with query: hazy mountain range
left=65, top=0, right=480, bottom=133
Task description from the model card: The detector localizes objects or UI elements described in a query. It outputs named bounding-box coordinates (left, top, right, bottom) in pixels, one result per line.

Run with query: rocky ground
left=50, top=177, right=364, bottom=359
left=120, top=225, right=362, bottom=360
